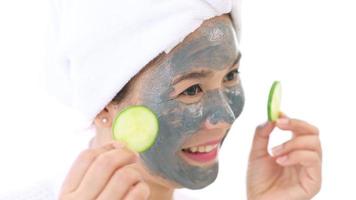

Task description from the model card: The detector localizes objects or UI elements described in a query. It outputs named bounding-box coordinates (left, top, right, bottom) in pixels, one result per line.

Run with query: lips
left=182, top=143, right=219, bottom=153
left=180, top=140, right=221, bottom=163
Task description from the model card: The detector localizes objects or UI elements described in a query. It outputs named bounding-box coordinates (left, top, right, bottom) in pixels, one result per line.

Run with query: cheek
left=159, top=101, right=204, bottom=135
left=225, top=85, right=245, bottom=119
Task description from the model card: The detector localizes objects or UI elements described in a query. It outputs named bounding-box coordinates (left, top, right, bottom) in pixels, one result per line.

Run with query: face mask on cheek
left=139, top=84, right=245, bottom=189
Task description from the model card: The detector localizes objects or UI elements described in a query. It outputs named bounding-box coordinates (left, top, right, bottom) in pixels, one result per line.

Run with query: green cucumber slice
left=267, top=81, right=282, bottom=122
left=112, top=105, right=159, bottom=152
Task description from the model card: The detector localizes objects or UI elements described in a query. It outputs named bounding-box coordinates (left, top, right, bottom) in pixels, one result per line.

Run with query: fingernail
left=271, top=144, right=284, bottom=157
left=257, top=121, right=268, bottom=129
left=276, top=155, right=288, bottom=164
left=277, top=118, right=289, bottom=126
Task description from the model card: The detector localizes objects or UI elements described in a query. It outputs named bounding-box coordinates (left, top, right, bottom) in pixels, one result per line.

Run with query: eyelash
left=180, top=69, right=240, bottom=97
left=223, top=69, right=239, bottom=82
left=182, top=84, right=202, bottom=96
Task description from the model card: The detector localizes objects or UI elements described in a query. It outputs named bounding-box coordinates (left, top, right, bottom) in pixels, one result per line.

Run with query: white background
left=0, top=0, right=355, bottom=199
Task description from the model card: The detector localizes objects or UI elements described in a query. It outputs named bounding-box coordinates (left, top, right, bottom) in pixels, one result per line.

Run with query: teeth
left=190, top=146, right=198, bottom=153
left=184, top=144, right=218, bottom=153
left=205, top=145, right=213, bottom=152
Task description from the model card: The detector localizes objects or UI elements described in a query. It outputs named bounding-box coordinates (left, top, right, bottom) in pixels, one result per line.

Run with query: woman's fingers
left=273, top=115, right=322, bottom=159
left=271, top=135, right=322, bottom=158
left=123, top=181, right=151, bottom=200
left=275, top=150, right=321, bottom=167
left=274, top=149, right=322, bottom=193
left=249, top=122, right=275, bottom=159
left=276, top=117, right=319, bottom=136
left=97, top=166, right=146, bottom=200
left=60, top=142, right=122, bottom=194
left=75, top=147, right=139, bottom=199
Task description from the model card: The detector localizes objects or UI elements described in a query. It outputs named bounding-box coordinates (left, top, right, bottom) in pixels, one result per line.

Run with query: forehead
left=136, top=15, right=238, bottom=89
left=167, top=15, right=238, bottom=74
left=133, top=15, right=238, bottom=103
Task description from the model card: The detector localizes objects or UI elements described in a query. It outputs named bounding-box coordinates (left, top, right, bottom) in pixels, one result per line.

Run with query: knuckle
left=116, top=168, right=142, bottom=183
left=122, top=148, right=139, bottom=160
left=78, top=149, right=97, bottom=164
left=95, top=149, right=137, bottom=170
left=96, top=153, right=117, bottom=169
left=289, top=150, right=304, bottom=160
left=292, top=138, right=304, bottom=148
left=290, top=118, right=304, bottom=126
left=307, top=123, right=319, bottom=134
left=113, top=149, right=138, bottom=165
left=292, top=118, right=320, bottom=134
left=289, top=118, right=299, bottom=126
left=313, top=153, right=322, bottom=163
left=112, top=170, right=126, bottom=183
left=294, top=119, right=308, bottom=130
left=312, top=136, right=322, bottom=147
left=303, top=152, right=320, bottom=165
left=296, top=136, right=317, bottom=147
left=285, top=136, right=306, bottom=149
left=313, top=126, right=320, bottom=135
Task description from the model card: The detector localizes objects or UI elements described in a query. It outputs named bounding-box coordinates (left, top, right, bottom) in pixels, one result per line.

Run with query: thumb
left=249, top=122, right=275, bottom=160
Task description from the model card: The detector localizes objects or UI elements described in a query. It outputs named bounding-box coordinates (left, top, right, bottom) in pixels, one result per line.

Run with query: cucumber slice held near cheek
left=112, top=105, right=159, bottom=153
left=267, top=81, right=282, bottom=122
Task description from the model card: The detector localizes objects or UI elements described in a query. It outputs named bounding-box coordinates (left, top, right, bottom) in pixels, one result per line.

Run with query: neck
left=147, top=180, right=175, bottom=200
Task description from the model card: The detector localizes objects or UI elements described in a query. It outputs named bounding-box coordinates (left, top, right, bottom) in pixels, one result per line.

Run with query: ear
left=94, top=103, right=119, bottom=129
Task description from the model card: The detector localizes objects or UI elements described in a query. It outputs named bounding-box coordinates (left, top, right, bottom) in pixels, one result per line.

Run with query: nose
left=204, top=119, right=231, bottom=130
left=203, top=90, right=236, bottom=129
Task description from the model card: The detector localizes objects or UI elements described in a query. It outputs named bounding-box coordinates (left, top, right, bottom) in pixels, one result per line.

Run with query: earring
left=101, top=117, right=108, bottom=124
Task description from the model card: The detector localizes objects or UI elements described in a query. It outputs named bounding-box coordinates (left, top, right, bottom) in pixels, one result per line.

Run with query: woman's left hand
left=247, top=113, right=322, bottom=200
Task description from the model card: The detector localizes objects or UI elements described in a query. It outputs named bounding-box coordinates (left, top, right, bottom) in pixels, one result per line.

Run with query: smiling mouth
left=180, top=140, right=221, bottom=164
left=182, top=143, right=219, bottom=153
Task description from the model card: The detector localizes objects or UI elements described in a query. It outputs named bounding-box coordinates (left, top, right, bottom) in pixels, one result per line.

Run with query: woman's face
left=103, top=15, right=244, bottom=190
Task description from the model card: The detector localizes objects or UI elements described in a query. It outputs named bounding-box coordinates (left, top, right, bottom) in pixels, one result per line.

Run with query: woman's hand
left=59, top=142, right=150, bottom=200
left=247, top=113, right=322, bottom=200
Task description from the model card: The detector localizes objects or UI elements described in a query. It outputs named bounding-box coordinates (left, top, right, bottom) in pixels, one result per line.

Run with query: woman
left=48, top=1, right=322, bottom=199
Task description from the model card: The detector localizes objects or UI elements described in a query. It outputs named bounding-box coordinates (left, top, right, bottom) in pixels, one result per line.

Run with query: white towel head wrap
left=47, top=0, right=242, bottom=128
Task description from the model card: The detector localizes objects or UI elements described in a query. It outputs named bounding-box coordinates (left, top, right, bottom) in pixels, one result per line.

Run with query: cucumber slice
left=267, top=81, right=282, bottom=122
left=112, top=105, right=159, bottom=152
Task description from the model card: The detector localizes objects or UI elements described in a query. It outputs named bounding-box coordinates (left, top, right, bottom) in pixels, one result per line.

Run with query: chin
left=180, top=162, right=220, bottom=190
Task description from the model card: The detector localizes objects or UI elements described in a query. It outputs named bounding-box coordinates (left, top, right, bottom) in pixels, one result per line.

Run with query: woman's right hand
left=59, top=142, right=150, bottom=200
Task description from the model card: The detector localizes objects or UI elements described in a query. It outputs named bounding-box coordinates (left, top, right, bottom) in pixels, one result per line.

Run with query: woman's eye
left=224, top=69, right=239, bottom=82
left=182, top=84, right=202, bottom=96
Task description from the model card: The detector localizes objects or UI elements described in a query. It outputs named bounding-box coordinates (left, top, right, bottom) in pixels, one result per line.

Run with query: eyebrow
left=172, top=70, right=212, bottom=85
left=172, top=51, right=242, bottom=85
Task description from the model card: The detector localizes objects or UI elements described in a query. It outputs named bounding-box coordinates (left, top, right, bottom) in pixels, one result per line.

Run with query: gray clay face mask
left=138, top=16, right=245, bottom=189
